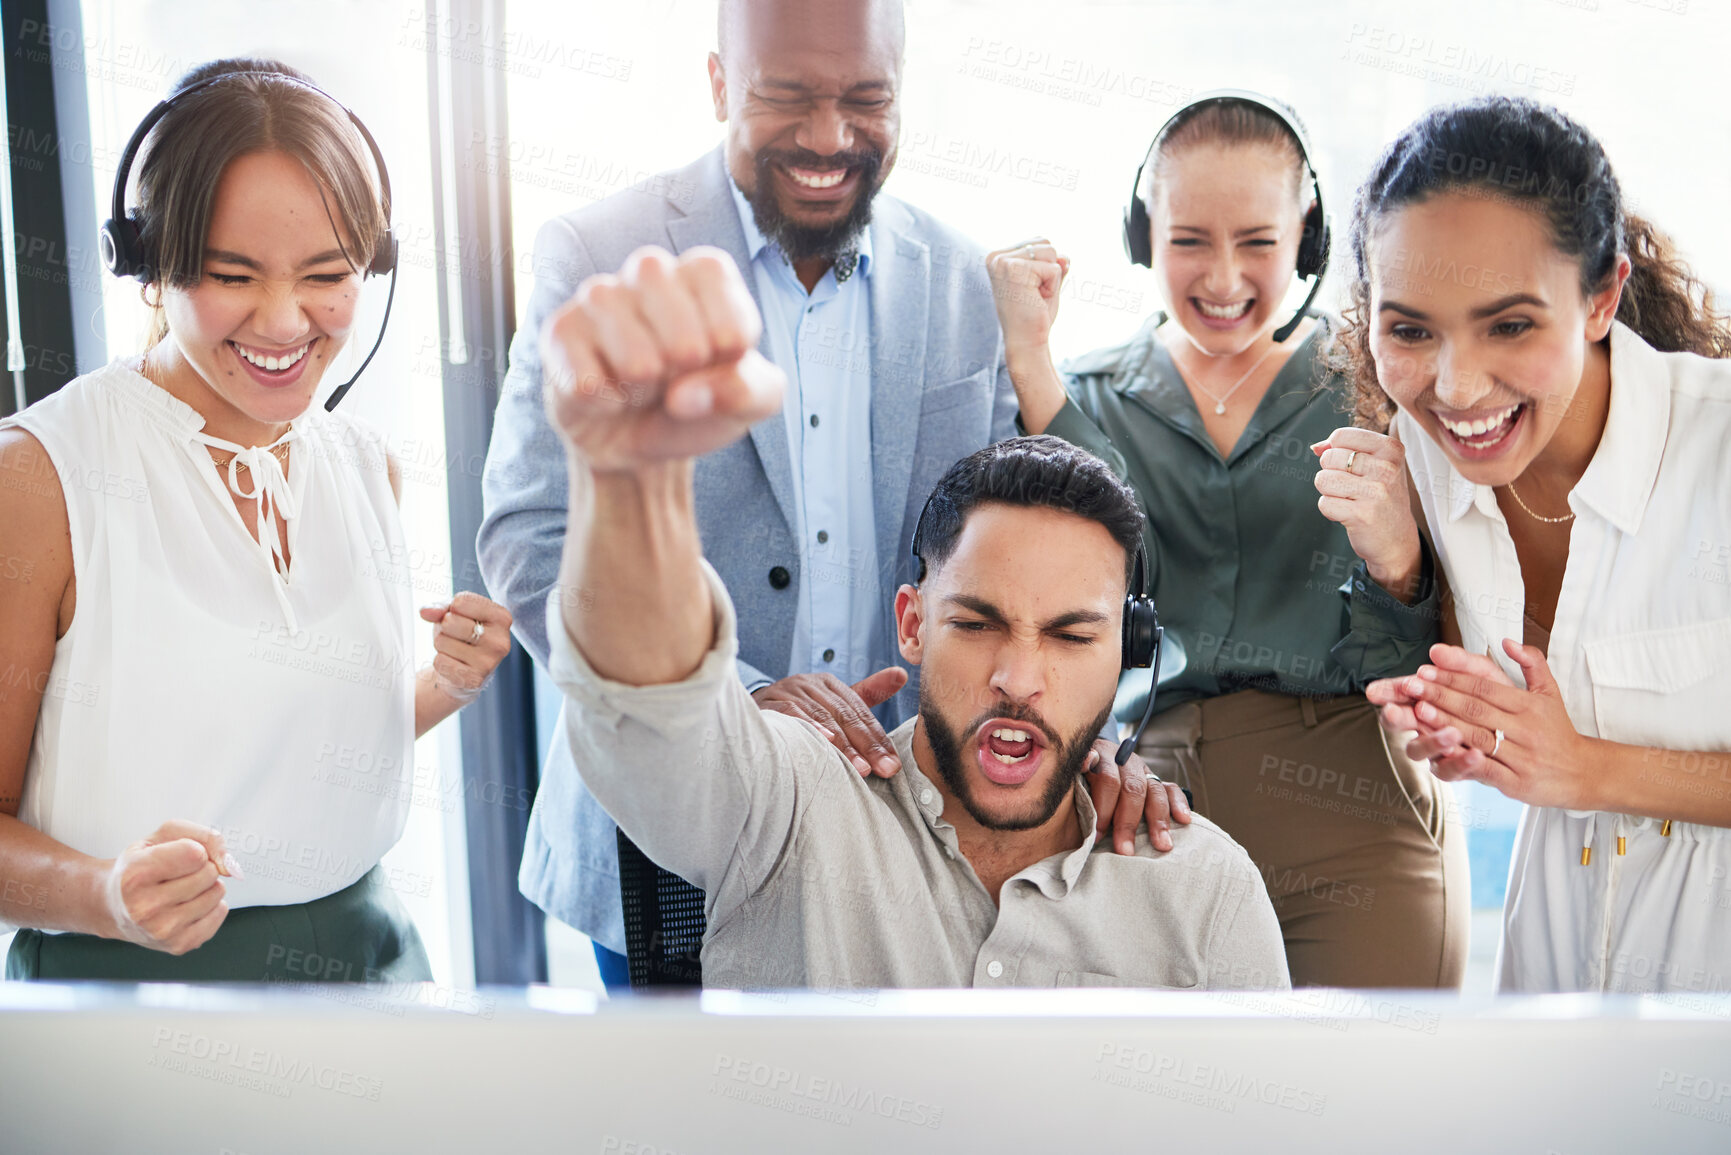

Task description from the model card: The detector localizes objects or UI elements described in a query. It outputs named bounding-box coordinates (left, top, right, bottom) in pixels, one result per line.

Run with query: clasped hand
left=1367, top=639, right=1598, bottom=810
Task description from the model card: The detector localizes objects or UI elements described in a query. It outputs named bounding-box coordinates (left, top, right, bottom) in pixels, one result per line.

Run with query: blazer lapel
left=665, top=147, right=798, bottom=537
left=867, top=200, right=929, bottom=576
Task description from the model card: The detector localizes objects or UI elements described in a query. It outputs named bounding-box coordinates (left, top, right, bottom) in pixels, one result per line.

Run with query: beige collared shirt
left=548, top=563, right=1289, bottom=990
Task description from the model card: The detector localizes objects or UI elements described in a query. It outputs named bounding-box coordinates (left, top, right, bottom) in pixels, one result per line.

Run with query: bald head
left=708, top=0, right=906, bottom=279
left=718, top=0, right=906, bottom=66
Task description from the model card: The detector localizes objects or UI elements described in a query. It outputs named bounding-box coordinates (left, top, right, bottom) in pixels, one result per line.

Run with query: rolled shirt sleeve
left=1329, top=547, right=1443, bottom=687
left=544, top=560, right=829, bottom=927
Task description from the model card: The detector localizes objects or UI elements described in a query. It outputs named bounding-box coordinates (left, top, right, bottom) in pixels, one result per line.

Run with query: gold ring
left=1345, top=450, right=1360, bottom=473
left=1491, top=729, right=1504, bottom=757
left=469, top=620, right=485, bottom=645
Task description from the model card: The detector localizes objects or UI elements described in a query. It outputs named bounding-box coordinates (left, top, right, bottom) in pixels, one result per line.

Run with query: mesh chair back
left=616, top=828, right=705, bottom=987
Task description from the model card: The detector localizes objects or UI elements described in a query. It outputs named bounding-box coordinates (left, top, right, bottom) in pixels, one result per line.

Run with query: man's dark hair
left=913, top=435, right=1144, bottom=587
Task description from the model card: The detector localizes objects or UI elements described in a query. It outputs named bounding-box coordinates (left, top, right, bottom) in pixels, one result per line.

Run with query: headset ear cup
left=1122, top=196, right=1152, bottom=268
left=1297, top=201, right=1329, bottom=281
left=99, top=215, right=151, bottom=282
left=369, top=230, right=398, bottom=277
left=1121, top=597, right=1158, bottom=670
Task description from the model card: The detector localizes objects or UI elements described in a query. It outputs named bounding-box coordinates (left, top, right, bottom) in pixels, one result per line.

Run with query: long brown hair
left=1336, top=96, right=1731, bottom=430
left=137, top=58, right=387, bottom=346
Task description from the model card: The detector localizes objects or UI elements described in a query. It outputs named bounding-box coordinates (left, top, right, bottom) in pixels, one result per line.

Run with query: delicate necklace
left=136, top=358, right=293, bottom=477
left=1180, top=340, right=1281, bottom=416
left=1502, top=478, right=1574, bottom=524
left=208, top=442, right=291, bottom=476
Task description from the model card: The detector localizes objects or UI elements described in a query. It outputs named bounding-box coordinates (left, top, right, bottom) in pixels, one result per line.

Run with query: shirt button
left=768, top=566, right=791, bottom=590
left=986, top=960, right=1003, bottom=979
left=816, top=530, right=829, bottom=544
left=809, top=413, right=820, bottom=428
left=918, top=788, right=933, bottom=806
left=822, top=648, right=835, bottom=662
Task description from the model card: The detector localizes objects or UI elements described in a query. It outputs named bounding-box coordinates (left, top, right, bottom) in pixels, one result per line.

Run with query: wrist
left=1569, top=736, right=1614, bottom=812
left=1003, top=349, right=1067, bottom=434
left=1365, top=539, right=1425, bottom=604
left=85, top=857, right=125, bottom=940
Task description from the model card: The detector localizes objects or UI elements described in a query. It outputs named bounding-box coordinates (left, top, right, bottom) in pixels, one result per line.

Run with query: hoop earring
left=139, top=283, right=162, bottom=308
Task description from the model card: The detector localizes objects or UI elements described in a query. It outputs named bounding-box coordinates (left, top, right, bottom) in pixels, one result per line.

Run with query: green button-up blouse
left=1035, top=314, right=1439, bottom=709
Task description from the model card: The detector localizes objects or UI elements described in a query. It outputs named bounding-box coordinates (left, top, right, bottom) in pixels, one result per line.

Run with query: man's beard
left=745, top=144, right=883, bottom=266
left=920, top=690, right=1114, bottom=833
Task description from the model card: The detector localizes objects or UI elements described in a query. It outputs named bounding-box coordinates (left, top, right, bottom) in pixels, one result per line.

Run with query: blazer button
left=768, top=566, right=791, bottom=590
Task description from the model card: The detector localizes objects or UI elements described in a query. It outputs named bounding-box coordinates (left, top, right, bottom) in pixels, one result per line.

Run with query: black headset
left=1121, top=88, right=1330, bottom=344
left=99, top=69, right=399, bottom=411
left=910, top=490, right=1165, bottom=768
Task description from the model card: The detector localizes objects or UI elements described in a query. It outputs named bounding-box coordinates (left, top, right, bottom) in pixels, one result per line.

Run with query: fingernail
left=1418, top=666, right=1437, bottom=680
left=671, top=384, right=712, bottom=417
left=1309, top=441, right=1326, bottom=454
left=222, top=853, right=245, bottom=880
left=876, top=755, right=899, bottom=775
left=851, top=756, right=871, bottom=776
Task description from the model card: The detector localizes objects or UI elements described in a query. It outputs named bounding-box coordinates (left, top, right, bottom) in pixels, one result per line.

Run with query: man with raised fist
left=480, top=0, right=1183, bottom=985
left=538, top=245, right=1286, bottom=990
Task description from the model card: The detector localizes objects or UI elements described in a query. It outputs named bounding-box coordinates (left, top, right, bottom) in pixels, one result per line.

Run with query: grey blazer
left=478, top=146, right=1017, bottom=950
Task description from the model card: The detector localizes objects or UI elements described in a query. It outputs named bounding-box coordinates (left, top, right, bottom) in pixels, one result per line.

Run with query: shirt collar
left=1021, top=785, right=1100, bottom=899
left=1116, top=314, right=1329, bottom=460
left=1569, top=321, right=1669, bottom=536
left=726, top=173, right=873, bottom=280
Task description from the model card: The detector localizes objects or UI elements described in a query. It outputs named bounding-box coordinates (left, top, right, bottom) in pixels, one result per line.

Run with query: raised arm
left=479, top=219, right=781, bottom=704
left=985, top=237, right=1072, bottom=435
left=538, top=246, right=853, bottom=908
left=543, top=245, right=784, bottom=682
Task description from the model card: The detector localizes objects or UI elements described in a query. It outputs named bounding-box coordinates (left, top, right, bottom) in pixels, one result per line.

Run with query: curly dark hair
left=1335, top=96, right=1731, bottom=430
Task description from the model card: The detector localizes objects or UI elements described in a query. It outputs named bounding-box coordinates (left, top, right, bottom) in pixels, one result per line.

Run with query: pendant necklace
left=1185, top=340, right=1281, bottom=416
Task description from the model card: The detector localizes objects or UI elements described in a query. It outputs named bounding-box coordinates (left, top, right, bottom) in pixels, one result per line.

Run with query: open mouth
left=1434, top=402, right=1525, bottom=459
left=974, top=719, right=1049, bottom=786
left=774, top=163, right=860, bottom=203
left=230, top=339, right=314, bottom=387
left=1192, top=297, right=1254, bottom=328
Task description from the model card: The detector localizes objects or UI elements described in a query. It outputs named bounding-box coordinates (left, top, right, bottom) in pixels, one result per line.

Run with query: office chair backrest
left=616, top=829, right=705, bottom=987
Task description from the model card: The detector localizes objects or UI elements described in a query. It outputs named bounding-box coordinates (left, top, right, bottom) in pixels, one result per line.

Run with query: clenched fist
left=1311, top=425, right=1425, bottom=601
left=986, top=236, right=1070, bottom=357
left=541, top=245, right=786, bottom=472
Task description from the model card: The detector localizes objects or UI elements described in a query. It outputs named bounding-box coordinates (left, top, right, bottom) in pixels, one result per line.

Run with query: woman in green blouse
left=987, top=92, right=1466, bottom=988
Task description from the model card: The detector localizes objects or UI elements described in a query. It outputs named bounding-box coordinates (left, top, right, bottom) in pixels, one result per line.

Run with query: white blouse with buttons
left=1400, top=322, right=1731, bottom=994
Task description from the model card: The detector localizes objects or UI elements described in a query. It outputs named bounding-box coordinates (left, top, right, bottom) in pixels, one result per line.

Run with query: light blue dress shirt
left=728, top=179, right=881, bottom=687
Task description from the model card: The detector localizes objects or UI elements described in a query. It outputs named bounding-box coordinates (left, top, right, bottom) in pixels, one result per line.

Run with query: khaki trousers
left=1138, top=689, right=1468, bottom=988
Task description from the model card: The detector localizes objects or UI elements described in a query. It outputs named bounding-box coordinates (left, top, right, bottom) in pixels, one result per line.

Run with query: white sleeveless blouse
left=1, top=359, right=415, bottom=909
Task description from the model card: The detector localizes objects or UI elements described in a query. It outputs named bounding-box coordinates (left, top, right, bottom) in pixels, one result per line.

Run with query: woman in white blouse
left=1317, top=96, right=1731, bottom=993
left=0, top=60, right=511, bottom=980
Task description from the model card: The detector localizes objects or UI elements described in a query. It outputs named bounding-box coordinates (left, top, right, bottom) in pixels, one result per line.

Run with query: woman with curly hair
left=1333, top=96, right=1731, bottom=993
